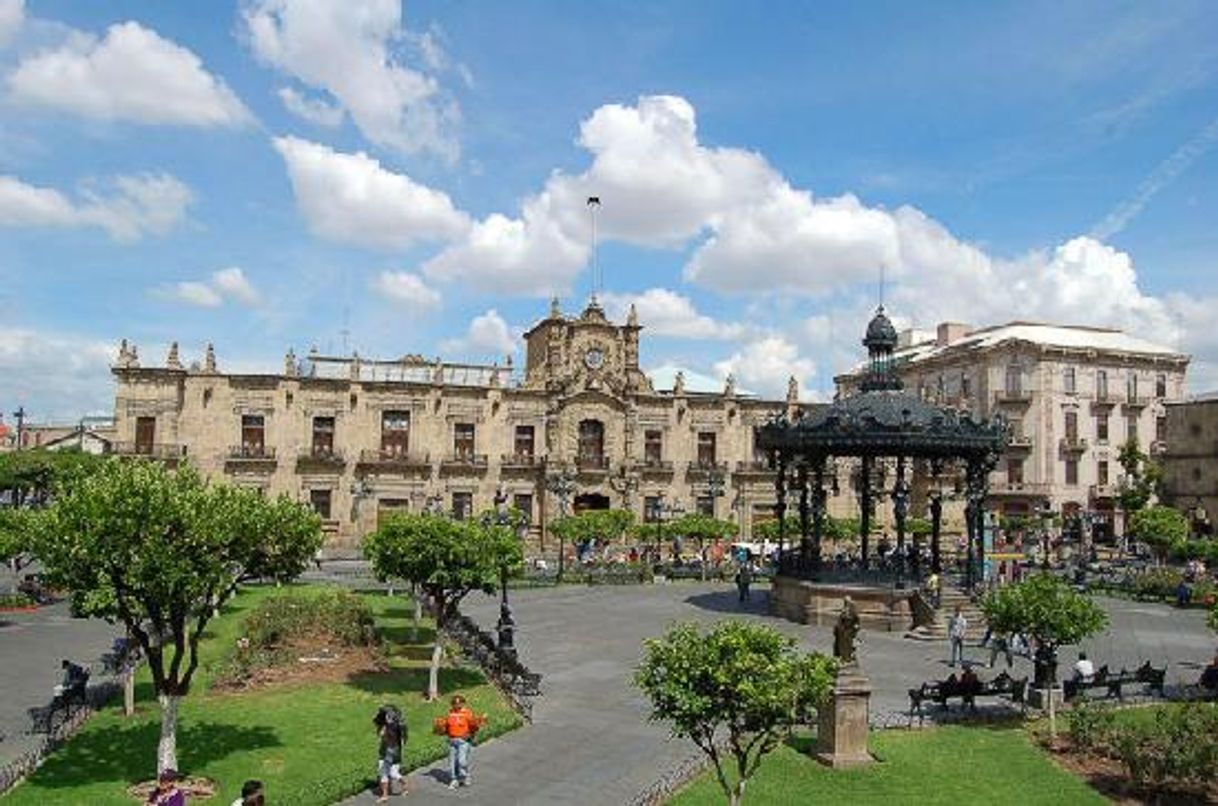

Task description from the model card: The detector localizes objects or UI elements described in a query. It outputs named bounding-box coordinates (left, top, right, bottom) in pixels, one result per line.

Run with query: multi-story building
left=837, top=321, right=1189, bottom=536
left=110, top=299, right=806, bottom=548
left=1160, top=392, right=1218, bottom=536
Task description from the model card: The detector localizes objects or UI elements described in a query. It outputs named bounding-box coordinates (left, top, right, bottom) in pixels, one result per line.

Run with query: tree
left=635, top=621, right=836, bottom=805
left=1127, top=505, right=1190, bottom=563
left=980, top=574, right=1109, bottom=738
left=30, top=459, right=322, bottom=774
left=551, top=509, right=635, bottom=559
left=0, top=448, right=103, bottom=508
left=363, top=513, right=523, bottom=700
left=668, top=513, right=738, bottom=579
left=0, top=508, right=32, bottom=593
left=1118, top=439, right=1162, bottom=525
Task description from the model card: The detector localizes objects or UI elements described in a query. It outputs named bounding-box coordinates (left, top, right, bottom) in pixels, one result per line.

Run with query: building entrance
left=574, top=493, right=610, bottom=513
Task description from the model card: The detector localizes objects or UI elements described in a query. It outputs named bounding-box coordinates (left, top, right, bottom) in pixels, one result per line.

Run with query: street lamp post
left=706, top=471, right=726, bottom=579
left=488, top=489, right=517, bottom=659
left=1040, top=500, right=1054, bottom=571
left=546, top=468, right=577, bottom=583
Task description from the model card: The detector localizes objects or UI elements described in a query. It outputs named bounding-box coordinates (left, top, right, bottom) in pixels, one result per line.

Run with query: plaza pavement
left=0, top=598, right=121, bottom=769
left=343, top=581, right=1216, bottom=805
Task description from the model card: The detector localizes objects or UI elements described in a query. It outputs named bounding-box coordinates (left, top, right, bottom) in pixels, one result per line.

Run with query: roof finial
left=587, top=196, right=602, bottom=301
left=166, top=341, right=181, bottom=370
left=203, top=343, right=216, bottom=373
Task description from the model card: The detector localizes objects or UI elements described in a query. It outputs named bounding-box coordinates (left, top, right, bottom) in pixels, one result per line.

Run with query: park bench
left=908, top=671, right=1028, bottom=725
left=1063, top=661, right=1166, bottom=701
left=28, top=668, right=90, bottom=735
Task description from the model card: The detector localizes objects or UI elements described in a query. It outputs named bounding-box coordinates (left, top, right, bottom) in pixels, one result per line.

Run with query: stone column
left=816, top=661, right=874, bottom=768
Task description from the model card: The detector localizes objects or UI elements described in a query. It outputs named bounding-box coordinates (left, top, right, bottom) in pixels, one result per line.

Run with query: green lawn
left=670, top=725, right=1106, bottom=805
left=3, top=585, right=521, bottom=805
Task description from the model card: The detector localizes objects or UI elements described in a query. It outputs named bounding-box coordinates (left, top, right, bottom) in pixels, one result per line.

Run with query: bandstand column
left=893, top=455, right=909, bottom=588
left=798, top=460, right=811, bottom=572
left=859, top=455, right=873, bottom=569
left=812, top=457, right=826, bottom=575
left=774, top=453, right=788, bottom=572
left=929, top=491, right=943, bottom=574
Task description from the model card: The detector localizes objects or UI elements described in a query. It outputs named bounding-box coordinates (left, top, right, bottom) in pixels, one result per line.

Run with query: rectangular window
left=241, top=414, right=265, bottom=454
left=1127, top=373, right=1138, bottom=401
left=1063, top=367, right=1076, bottom=394
left=513, top=494, right=533, bottom=524
left=1065, top=459, right=1078, bottom=486
left=645, top=430, right=663, bottom=464
left=1064, top=410, right=1078, bottom=442
left=454, top=423, right=475, bottom=458
left=1156, top=373, right=1167, bottom=398
left=1156, top=416, right=1167, bottom=443
left=961, top=372, right=971, bottom=399
left=134, top=416, right=156, bottom=454
left=644, top=495, right=661, bottom=523
left=697, top=432, right=717, bottom=466
left=381, top=410, right=410, bottom=456
left=1005, top=364, right=1022, bottom=395
left=309, top=489, right=332, bottom=520
left=452, top=492, right=472, bottom=520
left=1096, top=412, right=1109, bottom=443
left=514, top=425, right=534, bottom=458
left=1007, top=458, right=1023, bottom=485
left=697, top=495, right=714, bottom=516
left=1126, top=414, right=1138, bottom=444
left=1098, top=460, right=1109, bottom=487
left=312, top=416, right=335, bottom=456
left=1096, top=370, right=1108, bottom=401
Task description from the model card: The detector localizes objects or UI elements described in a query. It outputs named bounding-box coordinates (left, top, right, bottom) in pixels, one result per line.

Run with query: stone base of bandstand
left=816, top=662, right=875, bottom=768
left=771, top=575, right=913, bottom=631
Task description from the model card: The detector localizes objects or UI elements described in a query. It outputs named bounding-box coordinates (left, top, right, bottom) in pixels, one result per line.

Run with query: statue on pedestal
left=833, top=596, right=861, bottom=665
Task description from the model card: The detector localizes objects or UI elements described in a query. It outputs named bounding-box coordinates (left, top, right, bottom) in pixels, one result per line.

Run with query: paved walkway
left=343, top=582, right=1215, bottom=805
left=0, top=600, right=120, bottom=768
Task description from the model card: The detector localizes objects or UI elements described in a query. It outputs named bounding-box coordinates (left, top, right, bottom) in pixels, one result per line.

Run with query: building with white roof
left=837, top=320, right=1190, bottom=536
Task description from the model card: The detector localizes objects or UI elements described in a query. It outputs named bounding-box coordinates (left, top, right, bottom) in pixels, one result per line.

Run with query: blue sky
left=1, top=0, right=1217, bottom=419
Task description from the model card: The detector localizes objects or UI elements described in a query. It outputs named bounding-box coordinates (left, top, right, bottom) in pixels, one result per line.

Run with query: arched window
left=578, top=419, right=604, bottom=462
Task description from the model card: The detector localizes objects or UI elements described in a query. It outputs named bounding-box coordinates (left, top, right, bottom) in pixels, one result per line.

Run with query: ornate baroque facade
left=110, top=300, right=807, bottom=547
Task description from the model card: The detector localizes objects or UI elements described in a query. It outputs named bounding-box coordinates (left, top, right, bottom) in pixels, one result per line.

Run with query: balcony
left=1091, top=483, right=1119, bottom=499
left=357, top=449, right=431, bottom=471
left=1059, top=436, right=1088, bottom=454
left=988, top=481, right=1050, bottom=496
left=688, top=459, right=729, bottom=477
left=109, top=441, right=186, bottom=461
left=635, top=458, right=674, bottom=475
left=1006, top=435, right=1033, bottom=451
left=441, top=453, right=489, bottom=472
left=500, top=453, right=541, bottom=469
left=1091, top=392, right=1117, bottom=409
left=992, top=390, right=1032, bottom=406
left=296, top=447, right=344, bottom=472
left=226, top=445, right=277, bottom=471
left=1124, top=395, right=1151, bottom=410
left=736, top=459, right=775, bottom=474
left=1149, top=440, right=1167, bottom=456
left=576, top=454, right=611, bottom=474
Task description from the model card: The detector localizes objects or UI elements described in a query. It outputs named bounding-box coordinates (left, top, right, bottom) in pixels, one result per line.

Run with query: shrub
left=1112, top=704, right=1218, bottom=788
left=0, top=591, right=36, bottom=608
left=1129, top=567, right=1182, bottom=600
left=1066, top=702, right=1116, bottom=754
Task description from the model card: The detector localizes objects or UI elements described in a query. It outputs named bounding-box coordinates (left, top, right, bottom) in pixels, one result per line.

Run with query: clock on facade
left=584, top=347, right=605, bottom=370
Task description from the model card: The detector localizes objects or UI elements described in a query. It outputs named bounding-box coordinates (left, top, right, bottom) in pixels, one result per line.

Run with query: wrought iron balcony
left=688, top=459, right=729, bottom=475
left=1059, top=436, right=1088, bottom=454
left=500, top=452, right=540, bottom=468
left=296, top=447, right=344, bottom=469
left=635, top=458, right=674, bottom=473
left=576, top=454, right=611, bottom=472
left=736, top=459, right=774, bottom=474
left=1124, top=395, right=1151, bottom=409
left=988, top=480, right=1050, bottom=496
left=109, top=441, right=186, bottom=460
left=227, top=444, right=276, bottom=460
left=1007, top=435, right=1033, bottom=450
left=1090, top=483, right=1119, bottom=499
left=442, top=452, right=488, bottom=469
left=992, top=390, right=1032, bottom=405
left=358, top=449, right=431, bottom=469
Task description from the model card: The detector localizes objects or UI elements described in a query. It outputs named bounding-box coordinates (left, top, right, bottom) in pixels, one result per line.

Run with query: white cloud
left=0, top=327, right=116, bottom=419
left=273, top=136, right=470, bottom=249
left=0, top=172, right=192, bottom=241
left=0, top=0, right=24, bottom=48
left=601, top=288, right=745, bottom=340
left=714, top=336, right=816, bottom=401
left=244, top=0, right=459, bottom=159
left=440, top=309, right=518, bottom=359
left=211, top=267, right=261, bottom=305
left=8, top=21, right=250, bottom=126
left=277, top=86, right=343, bottom=127
left=374, top=271, right=441, bottom=311
left=156, top=267, right=261, bottom=308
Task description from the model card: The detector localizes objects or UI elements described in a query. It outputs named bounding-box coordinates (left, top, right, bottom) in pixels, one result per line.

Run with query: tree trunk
left=157, top=694, right=180, bottom=773
left=412, top=598, right=422, bottom=643
left=730, top=778, right=747, bottom=806
left=123, top=669, right=135, bottom=717
left=428, top=642, right=443, bottom=701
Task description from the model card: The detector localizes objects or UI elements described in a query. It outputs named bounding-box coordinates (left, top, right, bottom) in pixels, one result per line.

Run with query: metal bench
left=909, top=671, right=1027, bottom=725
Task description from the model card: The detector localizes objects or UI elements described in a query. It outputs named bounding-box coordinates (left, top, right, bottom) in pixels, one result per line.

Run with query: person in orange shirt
left=444, top=695, right=483, bottom=789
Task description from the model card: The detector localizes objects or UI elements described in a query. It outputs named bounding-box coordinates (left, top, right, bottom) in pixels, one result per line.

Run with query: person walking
left=988, top=632, right=1014, bottom=669
left=925, top=571, right=941, bottom=609
left=373, top=704, right=406, bottom=802
left=948, top=605, right=968, bottom=667
left=442, top=695, right=483, bottom=789
left=735, top=558, right=754, bottom=604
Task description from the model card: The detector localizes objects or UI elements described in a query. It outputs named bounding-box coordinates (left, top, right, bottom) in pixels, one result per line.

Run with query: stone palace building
left=837, top=320, right=1189, bottom=538
left=110, top=299, right=806, bottom=548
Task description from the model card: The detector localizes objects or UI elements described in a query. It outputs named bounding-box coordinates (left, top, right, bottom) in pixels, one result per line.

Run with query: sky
left=1, top=0, right=1217, bottom=420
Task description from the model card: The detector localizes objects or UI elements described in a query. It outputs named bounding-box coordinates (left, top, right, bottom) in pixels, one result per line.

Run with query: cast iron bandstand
left=756, top=306, right=1009, bottom=629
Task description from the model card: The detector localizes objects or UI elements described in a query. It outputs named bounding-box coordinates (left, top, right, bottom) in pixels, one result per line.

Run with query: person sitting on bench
left=56, top=659, right=87, bottom=698
left=1200, top=651, right=1218, bottom=692
left=1072, top=652, right=1095, bottom=684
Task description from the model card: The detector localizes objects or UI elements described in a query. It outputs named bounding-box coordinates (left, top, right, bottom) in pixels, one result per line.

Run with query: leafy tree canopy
left=1128, top=505, right=1190, bottom=559
left=1117, top=439, right=1162, bottom=516
left=980, top=573, right=1108, bottom=649
left=550, top=509, right=635, bottom=543
left=0, top=448, right=104, bottom=506
left=669, top=513, right=738, bottom=542
left=635, top=620, right=836, bottom=805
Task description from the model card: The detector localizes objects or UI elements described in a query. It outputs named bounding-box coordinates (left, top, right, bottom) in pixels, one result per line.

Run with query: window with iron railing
left=1098, top=460, right=1109, bottom=487
left=1007, top=458, right=1023, bottom=485
left=697, top=432, right=717, bottom=466
left=1064, top=410, right=1078, bottom=442
left=1096, top=370, right=1108, bottom=400
left=1096, top=412, right=1109, bottom=443
left=312, top=416, right=335, bottom=456
left=1005, top=364, right=1022, bottom=396
left=241, top=415, right=265, bottom=454
left=1063, top=366, right=1076, bottom=394
left=381, top=411, right=410, bottom=456
left=454, top=423, right=475, bottom=458
left=514, top=425, right=535, bottom=458
left=645, top=430, right=663, bottom=464
left=644, top=495, right=661, bottom=523
left=579, top=419, right=604, bottom=462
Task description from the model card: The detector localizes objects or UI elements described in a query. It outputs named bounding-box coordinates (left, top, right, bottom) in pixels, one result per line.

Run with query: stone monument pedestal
left=816, top=662, right=874, bottom=768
